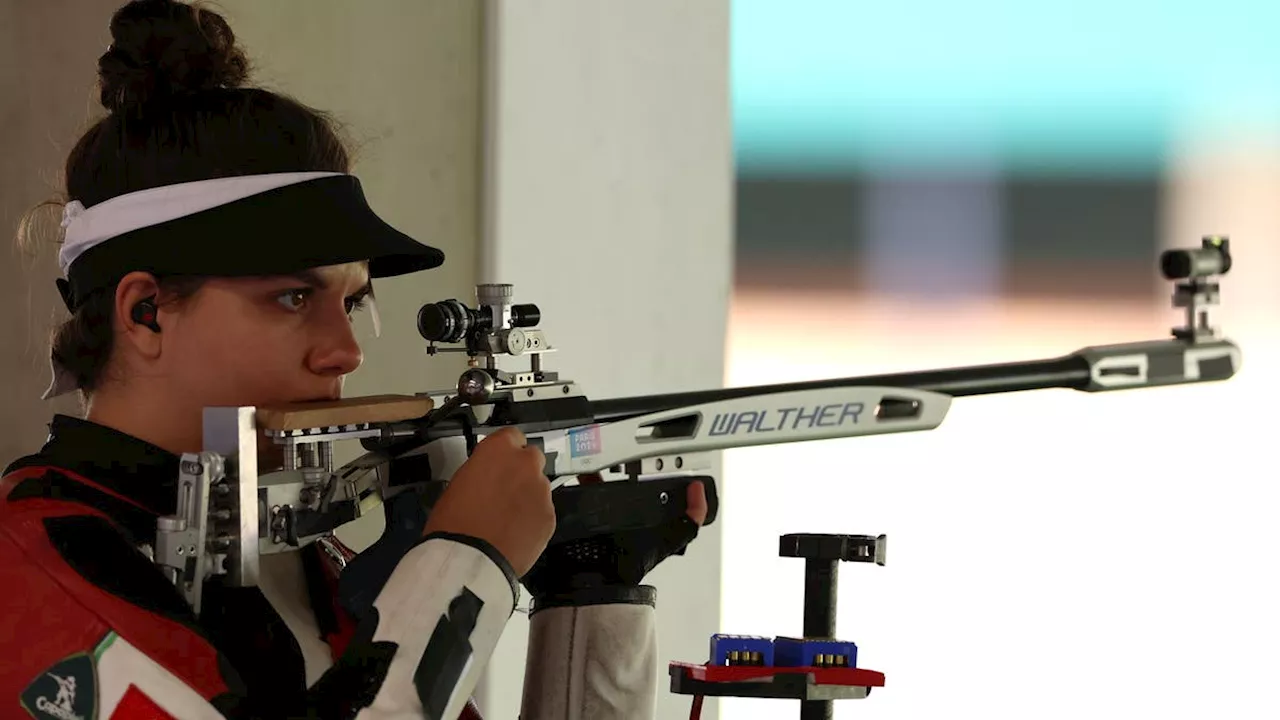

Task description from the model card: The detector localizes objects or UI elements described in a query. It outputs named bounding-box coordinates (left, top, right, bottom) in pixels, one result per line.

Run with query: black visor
left=59, top=174, right=443, bottom=311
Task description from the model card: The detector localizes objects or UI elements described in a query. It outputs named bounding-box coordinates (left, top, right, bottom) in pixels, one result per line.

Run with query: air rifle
left=153, top=236, right=1239, bottom=618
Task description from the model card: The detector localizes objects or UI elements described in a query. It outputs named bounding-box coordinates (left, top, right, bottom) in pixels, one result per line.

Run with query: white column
left=478, top=1, right=733, bottom=718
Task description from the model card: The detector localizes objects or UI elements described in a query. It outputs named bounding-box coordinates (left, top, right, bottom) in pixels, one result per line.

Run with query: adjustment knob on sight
left=494, top=328, right=527, bottom=355
left=779, top=533, right=886, bottom=565
left=476, top=283, right=513, bottom=307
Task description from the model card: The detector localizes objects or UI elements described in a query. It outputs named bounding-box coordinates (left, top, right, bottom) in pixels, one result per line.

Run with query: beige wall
left=1, top=0, right=120, bottom=463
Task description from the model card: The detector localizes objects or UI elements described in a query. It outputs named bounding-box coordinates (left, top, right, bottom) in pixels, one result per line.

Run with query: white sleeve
left=517, top=597, right=659, bottom=720
left=350, top=532, right=520, bottom=719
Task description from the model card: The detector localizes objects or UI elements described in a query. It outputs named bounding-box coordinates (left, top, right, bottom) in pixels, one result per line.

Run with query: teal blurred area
left=730, top=0, right=1280, bottom=304
left=733, top=0, right=1280, bottom=176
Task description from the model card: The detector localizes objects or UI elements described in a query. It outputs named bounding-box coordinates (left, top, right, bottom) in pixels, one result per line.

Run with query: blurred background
left=2, top=1, right=1278, bottom=719
left=722, top=1, right=1280, bottom=718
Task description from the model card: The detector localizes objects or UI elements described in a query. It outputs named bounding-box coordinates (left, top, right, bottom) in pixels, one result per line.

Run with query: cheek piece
left=131, top=297, right=161, bottom=333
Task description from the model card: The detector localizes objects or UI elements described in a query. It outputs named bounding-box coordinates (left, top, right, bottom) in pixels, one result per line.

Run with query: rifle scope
left=1160, top=236, right=1231, bottom=280
left=417, top=298, right=541, bottom=344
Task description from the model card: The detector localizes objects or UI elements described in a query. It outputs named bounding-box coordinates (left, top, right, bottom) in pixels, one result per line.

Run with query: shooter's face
left=154, top=261, right=372, bottom=412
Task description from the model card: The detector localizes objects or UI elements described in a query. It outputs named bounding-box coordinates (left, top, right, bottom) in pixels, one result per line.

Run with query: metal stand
left=669, top=532, right=886, bottom=719
left=781, top=533, right=886, bottom=720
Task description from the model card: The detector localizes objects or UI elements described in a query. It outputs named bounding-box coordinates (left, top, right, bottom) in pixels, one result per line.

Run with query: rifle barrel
left=588, top=355, right=1091, bottom=424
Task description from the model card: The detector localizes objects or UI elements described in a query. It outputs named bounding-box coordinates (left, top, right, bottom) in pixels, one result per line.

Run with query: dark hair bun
left=98, top=0, right=250, bottom=113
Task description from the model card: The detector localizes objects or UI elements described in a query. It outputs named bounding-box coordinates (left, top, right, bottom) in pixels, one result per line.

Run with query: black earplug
left=131, top=297, right=161, bottom=333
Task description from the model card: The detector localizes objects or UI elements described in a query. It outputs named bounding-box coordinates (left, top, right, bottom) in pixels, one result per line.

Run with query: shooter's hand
left=424, top=426, right=556, bottom=577
left=519, top=475, right=706, bottom=612
left=338, top=427, right=554, bottom=621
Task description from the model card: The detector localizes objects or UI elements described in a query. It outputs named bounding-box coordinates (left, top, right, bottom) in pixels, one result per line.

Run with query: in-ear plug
left=131, top=297, right=161, bottom=333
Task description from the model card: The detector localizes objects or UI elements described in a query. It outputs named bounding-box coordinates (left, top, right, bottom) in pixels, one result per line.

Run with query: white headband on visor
left=44, top=171, right=383, bottom=400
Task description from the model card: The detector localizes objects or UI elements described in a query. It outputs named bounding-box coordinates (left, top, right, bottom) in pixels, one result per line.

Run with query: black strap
left=529, top=584, right=657, bottom=616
